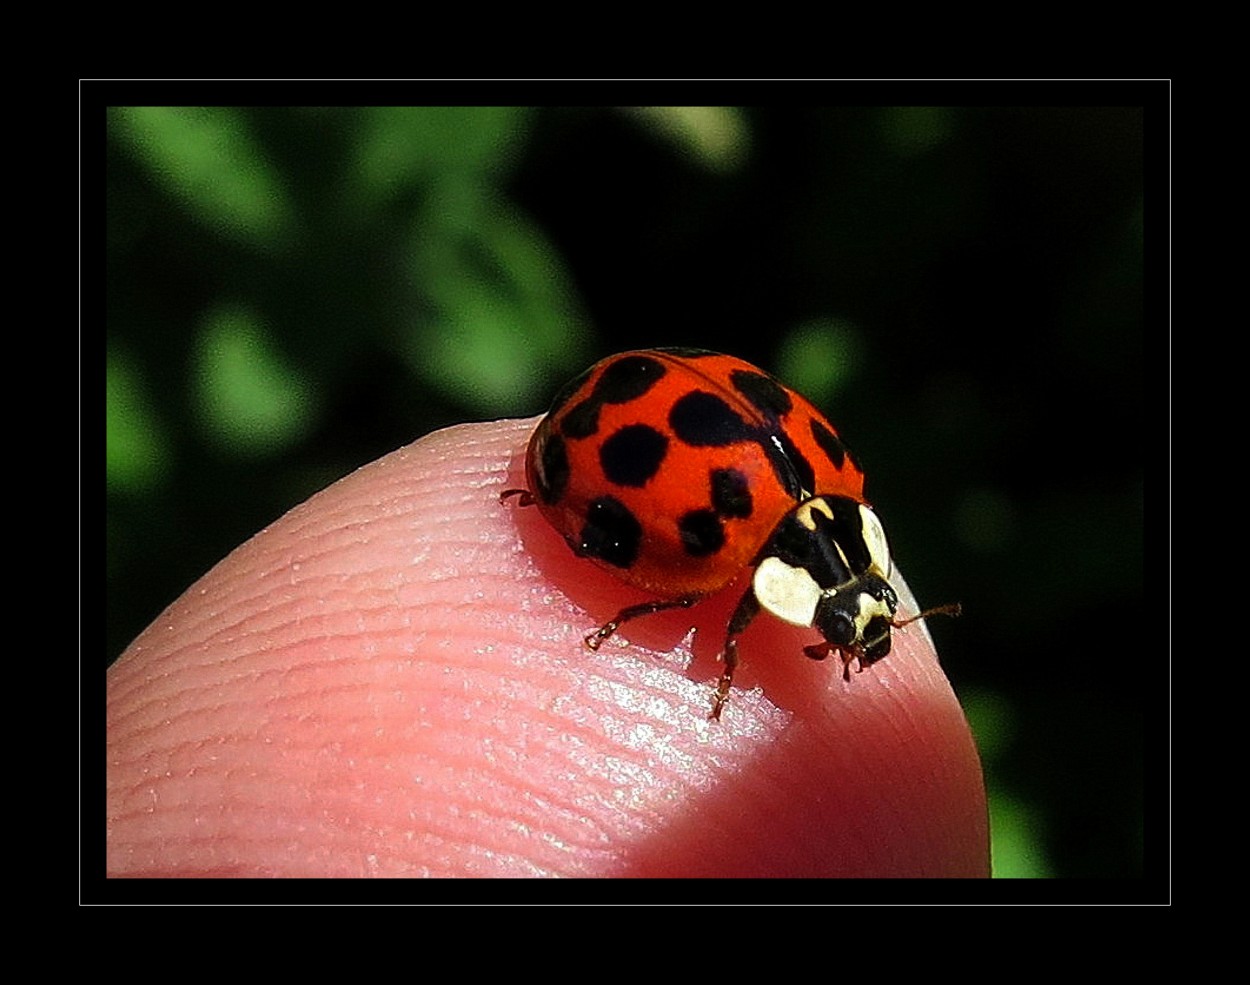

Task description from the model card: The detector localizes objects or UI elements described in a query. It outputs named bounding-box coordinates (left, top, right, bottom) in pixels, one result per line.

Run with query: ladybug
left=506, top=348, right=955, bottom=720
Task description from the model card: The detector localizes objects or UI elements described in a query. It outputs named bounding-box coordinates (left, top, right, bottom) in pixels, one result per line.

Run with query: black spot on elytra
left=710, top=468, right=752, bottom=519
left=579, top=496, right=643, bottom=569
left=558, top=354, right=667, bottom=440
left=810, top=418, right=847, bottom=471
left=679, top=509, right=725, bottom=557
left=769, top=429, right=816, bottom=499
left=669, top=391, right=755, bottom=447
left=546, top=364, right=595, bottom=415
left=597, top=354, right=668, bottom=403
left=561, top=399, right=601, bottom=440
left=600, top=424, right=669, bottom=488
left=670, top=388, right=816, bottom=502
left=673, top=469, right=753, bottom=559
left=535, top=431, right=569, bottom=504
left=727, top=369, right=832, bottom=496
left=730, top=370, right=793, bottom=419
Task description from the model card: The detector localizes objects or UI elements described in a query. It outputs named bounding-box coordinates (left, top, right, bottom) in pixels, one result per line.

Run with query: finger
left=107, top=417, right=987, bottom=877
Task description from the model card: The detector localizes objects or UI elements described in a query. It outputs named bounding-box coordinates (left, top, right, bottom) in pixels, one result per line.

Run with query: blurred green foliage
left=103, top=100, right=1151, bottom=881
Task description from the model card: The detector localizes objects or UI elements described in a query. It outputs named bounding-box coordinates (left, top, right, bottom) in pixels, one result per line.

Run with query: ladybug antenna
left=892, top=602, right=962, bottom=629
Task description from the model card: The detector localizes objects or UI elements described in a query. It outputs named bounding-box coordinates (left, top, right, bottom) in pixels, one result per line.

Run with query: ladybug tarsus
left=710, top=637, right=740, bottom=721
left=584, top=597, right=699, bottom=651
left=500, top=488, right=535, bottom=507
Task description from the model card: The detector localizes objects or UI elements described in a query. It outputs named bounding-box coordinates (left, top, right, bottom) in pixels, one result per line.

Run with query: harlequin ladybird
left=506, top=348, right=956, bottom=720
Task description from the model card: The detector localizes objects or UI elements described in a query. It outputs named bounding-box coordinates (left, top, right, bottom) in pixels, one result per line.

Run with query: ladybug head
left=751, top=496, right=900, bottom=664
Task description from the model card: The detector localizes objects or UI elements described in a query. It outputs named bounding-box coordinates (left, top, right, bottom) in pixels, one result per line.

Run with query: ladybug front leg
left=711, top=588, right=761, bottom=720
left=585, top=597, right=699, bottom=651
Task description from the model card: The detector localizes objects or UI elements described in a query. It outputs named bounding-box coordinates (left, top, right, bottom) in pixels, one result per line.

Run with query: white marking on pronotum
left=753, top=555, right=822, bottom=627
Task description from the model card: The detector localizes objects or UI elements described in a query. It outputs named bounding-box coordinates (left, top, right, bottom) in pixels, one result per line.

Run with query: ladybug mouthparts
left=810, top=574, right=899, bottom=664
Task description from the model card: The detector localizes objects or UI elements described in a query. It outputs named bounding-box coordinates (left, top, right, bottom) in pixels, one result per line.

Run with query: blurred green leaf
left=110, top=106, right=294, bottom=249
left=989, top=793, right=1053, bottom=878
left=777, top=318, right=863, bottom=405
left=405, top=185, right=589, bottom=413
left=954, top=487, right=1018, bottom=555
left=192, top=305, right=316, bottom=455
left=352, top=106, right=531, bottom=207
left=878, top=106, right=955, bottom=156
left=107, top=350, right=169, bottom=493
left=960, top=686, right=1016, bottom=765
left=625, top=106, right=750, bottom=172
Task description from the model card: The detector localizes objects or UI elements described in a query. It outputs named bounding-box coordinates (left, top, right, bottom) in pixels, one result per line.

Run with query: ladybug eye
left=821, top=609, right=856, bottom=646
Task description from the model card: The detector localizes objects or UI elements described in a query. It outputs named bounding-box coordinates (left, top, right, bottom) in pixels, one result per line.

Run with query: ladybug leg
left=803, top=640, right=833, bottom=661
left=711, top=588, right=761, bottom=721
left=803, top=640, right=859, bottom=681
left=585, top=597, right=698, bottom=651
left=499, top=488, right=535, bottom=506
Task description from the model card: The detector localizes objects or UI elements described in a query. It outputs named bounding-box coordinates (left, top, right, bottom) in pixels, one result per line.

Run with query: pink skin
left=107, top=418, right=989, bottom=878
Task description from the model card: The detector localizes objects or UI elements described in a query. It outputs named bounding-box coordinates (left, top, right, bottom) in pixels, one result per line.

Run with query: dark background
left=102, top=90, right=1157, bottom=880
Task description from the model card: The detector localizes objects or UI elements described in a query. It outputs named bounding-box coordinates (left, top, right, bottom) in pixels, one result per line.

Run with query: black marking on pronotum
left=762, top=509, right=851, bottom=590
left=822, top=496, right=872, bottom=574
left=758, top=495, right=880, bottom=593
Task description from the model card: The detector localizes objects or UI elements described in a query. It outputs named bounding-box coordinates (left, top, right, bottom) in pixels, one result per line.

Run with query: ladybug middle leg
left=710, top=588, right=761, bottom=720
left=584, top=597, right=699, bottom=651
